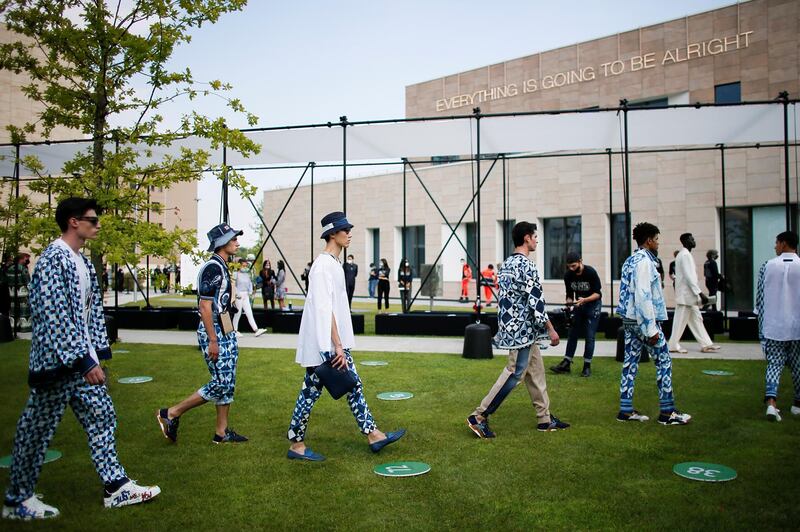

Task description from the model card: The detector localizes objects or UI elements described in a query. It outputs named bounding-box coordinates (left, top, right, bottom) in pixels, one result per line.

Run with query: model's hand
left=574, top=298, right=584, bottom=307
left=84, top=365, right=106, bottom=385
left=699, top=293, right=709, bottom=305
left=648, top=332, right=660, bottom=345
left=548, top=328, right=560, bottom=346
left=208, top=339, right=220, bottom=361
left=332, top=345, right=347, bottom=370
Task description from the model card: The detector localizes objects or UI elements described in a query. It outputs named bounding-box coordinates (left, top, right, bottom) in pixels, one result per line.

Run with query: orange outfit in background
left=461, top=263, right=472, bottom=300
left=481, top=266, right=497, bottom=305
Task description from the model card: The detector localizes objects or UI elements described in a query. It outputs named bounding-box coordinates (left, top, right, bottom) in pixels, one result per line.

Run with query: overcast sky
left=172, top=0, right=736, bottom=245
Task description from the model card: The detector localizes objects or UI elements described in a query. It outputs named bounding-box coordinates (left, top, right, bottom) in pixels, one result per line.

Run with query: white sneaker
left=658, top=410, right=692, bottom=425
left=2, top=494, right=59, bottom=520
left=254, top=328, right=267, bottom=337
left=103, top=480, right=161, bottom=508
left=791, top=405, right=800, bottom=416
left=617, top=410, right=650, bottom=422
left=766, top=404, right=782, bottom=422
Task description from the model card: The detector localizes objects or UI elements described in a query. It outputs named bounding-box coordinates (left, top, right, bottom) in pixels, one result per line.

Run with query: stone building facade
left=264, top=0, right=797, bottom=311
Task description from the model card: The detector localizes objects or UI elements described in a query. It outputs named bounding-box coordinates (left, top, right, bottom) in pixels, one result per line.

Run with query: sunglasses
left=76, top=216, right=100, bottom=226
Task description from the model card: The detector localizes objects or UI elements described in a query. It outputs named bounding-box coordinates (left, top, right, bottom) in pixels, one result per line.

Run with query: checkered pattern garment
left=616, top=248, right=668, bottom=339
left=762, top=339, right=800, bottom=402
left=755, top=261, right=767, bottom=339
left=4, top=374, right=127, bottom=506
left=26, top=242, right=111, bottom=386
left=287, top=349, right=376, bottom=442
left=493, top=253, right=549, bottom=350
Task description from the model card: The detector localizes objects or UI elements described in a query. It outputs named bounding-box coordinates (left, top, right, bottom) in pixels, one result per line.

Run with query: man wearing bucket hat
left=156, top=223, right=249, bottom=445
left=286, top=212, right=405, bottom=461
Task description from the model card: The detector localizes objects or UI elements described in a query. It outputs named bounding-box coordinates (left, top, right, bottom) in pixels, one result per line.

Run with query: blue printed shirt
left=616, top=247, right=667, bottom=338
left=197, top=254, right=233, bottom=320
left=493, top=253, right=549, bottom=350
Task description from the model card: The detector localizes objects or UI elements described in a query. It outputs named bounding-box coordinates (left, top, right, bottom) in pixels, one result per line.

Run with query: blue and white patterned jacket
left=27, top=241, right=110, bottom=387
left=493, top=253, right=549, bottom=350
left=616, top=247, right=667, bottom=338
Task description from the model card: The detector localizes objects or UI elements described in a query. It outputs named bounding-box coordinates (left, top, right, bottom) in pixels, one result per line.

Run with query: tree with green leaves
left=0, top=0, right=260, bottom=277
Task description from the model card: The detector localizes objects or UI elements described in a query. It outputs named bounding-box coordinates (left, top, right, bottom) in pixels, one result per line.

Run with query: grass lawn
left=1, top=341, right=798, bottom=530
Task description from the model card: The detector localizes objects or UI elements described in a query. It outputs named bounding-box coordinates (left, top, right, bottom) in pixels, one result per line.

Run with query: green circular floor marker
left=0, top=449, right=61, bottom=468
left=115, top=350, right=130, bottom=353
left=673, top=462, right=737, bottom=482
left=361, top=361, right=388, bottom=366
left=374, top=461, right=430, bottom=477
left=702, top=370, right=734, bottom=376
left=377, top=392, right=413, bottom=401
left=118, top=376, right=153, bottom=384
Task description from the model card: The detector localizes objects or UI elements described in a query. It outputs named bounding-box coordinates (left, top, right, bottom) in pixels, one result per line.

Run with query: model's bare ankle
left=167, top=407, right=178, bottom=419
left=367, top=430, right=386, bottom=443
left=290, top=442, right=306, bottom=453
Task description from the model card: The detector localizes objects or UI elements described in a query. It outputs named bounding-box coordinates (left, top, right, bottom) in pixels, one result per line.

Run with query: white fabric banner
left=0, top=103, right=792, bottom=175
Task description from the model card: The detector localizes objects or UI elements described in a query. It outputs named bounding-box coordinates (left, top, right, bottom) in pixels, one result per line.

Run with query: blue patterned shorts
left=197, top=322, right=239, bottom=405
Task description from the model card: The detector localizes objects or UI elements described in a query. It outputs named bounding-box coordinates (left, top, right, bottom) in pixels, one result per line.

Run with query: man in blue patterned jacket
left=466, top=221, right=570, bottom=438
left=616, top=222, right=691, bottom=426
left=2, top=198, right=160, bottom=521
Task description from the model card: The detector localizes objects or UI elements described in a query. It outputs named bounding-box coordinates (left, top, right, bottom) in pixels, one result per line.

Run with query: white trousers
left=233, top=291, right=259, bottom=332
left=668, top=304, right=713, bottom=350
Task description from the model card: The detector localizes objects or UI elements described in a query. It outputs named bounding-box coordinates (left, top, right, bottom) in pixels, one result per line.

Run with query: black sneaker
left=537, top=415, right=570, bottom=431
left=466, top=415, right=496, bottom=438
left=616, top=410, right=650, bottom=422
left=580, top=364, right=591, bottom=377
left=156, top=408, right=180, bottom=442
left=213, top=428, right=249, bottom=444
left=550, top=359, right=571, bottom=374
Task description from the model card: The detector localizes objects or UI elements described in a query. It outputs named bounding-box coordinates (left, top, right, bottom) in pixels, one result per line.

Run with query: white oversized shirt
left=296, top=253, right=355, bottom=367
left=757, top=252, right=800, bottom=341
left=53, top=238, right=98, bottom=363
left=674, top=248, right=702, bottom=306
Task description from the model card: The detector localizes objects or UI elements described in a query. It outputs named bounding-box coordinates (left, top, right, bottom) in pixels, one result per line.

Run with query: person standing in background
left=459, top=258, right=472, bottom=302
left=232, top=261, right=266, bottom=337
left=398, top=259, right=413, bottom=313
left=343, top=254, right=358, bottom=307
left=275, top=260, right=287, bottom=310
left=368, top=263, right=378, bottom=299
left=377, top=258, right=391, bottom=312
left=703, top=249, right=722, bottom=310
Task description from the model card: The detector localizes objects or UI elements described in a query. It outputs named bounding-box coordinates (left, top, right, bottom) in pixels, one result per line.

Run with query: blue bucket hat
left=207, top=222, right=243, bottom=252
left=320, top=211, right=353, bottom=239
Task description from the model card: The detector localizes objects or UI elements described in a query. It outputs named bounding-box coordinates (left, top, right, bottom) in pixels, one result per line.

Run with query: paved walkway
left=88, top=329, right=762, bottom=360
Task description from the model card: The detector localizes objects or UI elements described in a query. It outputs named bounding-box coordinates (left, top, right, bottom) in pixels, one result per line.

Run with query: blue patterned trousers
left=762, top=339, right=800, bottom=404
left=4, top=374, right=127, bottom=505
left=287, top=349, right=377, bottom=442
left=619, top=322, right=675, bottom=413
left=197, top=322, right=238, bottom=405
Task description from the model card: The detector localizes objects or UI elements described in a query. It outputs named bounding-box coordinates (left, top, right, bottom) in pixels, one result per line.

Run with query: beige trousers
left=472, top=344, right=551, bottom=424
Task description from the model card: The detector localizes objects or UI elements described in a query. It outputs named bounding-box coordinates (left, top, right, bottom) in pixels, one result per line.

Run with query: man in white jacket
left=285, top=211, right=405, bottom=461
left=668, top=233, right=720, bottom=354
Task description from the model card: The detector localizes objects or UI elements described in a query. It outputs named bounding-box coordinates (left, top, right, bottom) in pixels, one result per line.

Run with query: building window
left=715, top=82, right=741, bottom=104
left=369, top=228, right=380, bottom=271
left=543, top=216, right=581, bottom=279
left=722, top=204, right=798, bottom=310
left=402, top=225, right=425, bottom=275
left=610, top=213, right=630, bottom=281
left=465, top=222, right=477, bottom=277
left=431, top=155, right=460, bottom=165
left=629, top=97, right=668, bottom=108
left=498, top=219, right=516, bottom=259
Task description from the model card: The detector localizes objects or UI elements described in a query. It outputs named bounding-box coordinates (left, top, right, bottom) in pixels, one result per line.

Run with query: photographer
left=550, top=252, right=602, bottom=377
